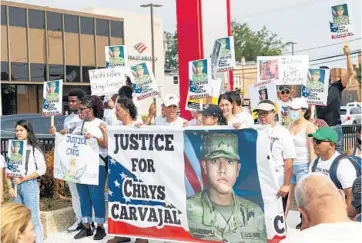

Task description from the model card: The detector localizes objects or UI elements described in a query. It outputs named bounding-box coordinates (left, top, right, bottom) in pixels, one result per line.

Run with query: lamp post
left=286, top=41, right=297, bottom=55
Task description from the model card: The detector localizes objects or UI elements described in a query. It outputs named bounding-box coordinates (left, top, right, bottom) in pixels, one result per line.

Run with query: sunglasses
left=281, top=90, right=290, bottom=95
left=313, top=138, right=329, bottom=144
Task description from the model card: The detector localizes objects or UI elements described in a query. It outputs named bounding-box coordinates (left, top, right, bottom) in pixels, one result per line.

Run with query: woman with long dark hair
left=6, top=120, right=46, bottom=243
left=72, top=95, right=108, bottom=241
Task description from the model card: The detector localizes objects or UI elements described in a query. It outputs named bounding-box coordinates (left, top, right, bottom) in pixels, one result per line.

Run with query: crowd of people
left=0, top=46, right=361, bottom=243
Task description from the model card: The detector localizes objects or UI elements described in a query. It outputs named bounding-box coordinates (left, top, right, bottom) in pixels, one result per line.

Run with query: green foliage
left=164, top=31, right=178, bottom=71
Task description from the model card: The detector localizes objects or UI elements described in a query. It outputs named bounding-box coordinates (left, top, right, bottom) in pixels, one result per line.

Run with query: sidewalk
left=44, top=210, right=301, bottom=243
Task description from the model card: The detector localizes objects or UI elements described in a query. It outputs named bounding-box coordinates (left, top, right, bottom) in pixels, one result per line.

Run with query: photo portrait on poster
left=302, top=69, right=330, bottom=106
left=248, top=80, right=277, bottom=110
left=258, top=58, right=279, bottom=82
left=131, top=62, right=160, bottom=100
left=211, top=40, right=222, bottom=80
left=106, top=45, right=128, bottom=67
left=329, top=4, right=354, bottom=39
left=216, top=36, right=236, bottom=72
left=6, top=140, right=27, bottom=177
left=42, top=79, right=63, bottom=116
left=188, top=59, right=212, bottom=100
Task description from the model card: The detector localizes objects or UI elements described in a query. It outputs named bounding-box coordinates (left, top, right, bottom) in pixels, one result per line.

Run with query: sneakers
left=93, top=226, right=106, bottom=240
left=106, top=236, right=132, bottom=243
left=74, top=225, right=93, bottom=239
left=67, top=220, right=82, bottom=232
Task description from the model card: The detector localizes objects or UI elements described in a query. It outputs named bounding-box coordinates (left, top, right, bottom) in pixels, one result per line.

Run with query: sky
left=9, top=0, right=362, bottom=68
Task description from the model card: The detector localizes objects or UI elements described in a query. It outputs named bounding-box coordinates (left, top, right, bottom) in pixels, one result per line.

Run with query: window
left=1, top=5, right=7, bottom=25
left=350, top=107, right=361, bottom=114
left=29, top=9, right=45, bottom=29
left=96, top=19, right=109, bottom=36
left=9, top=7, right=26, bottom=27
left=30, top=63, right=46, bottom=81
left=47, top=12, right=62, bottom=31
left=82, top=66, right=95, bottom=82
left=64, top=14, right=79, bottom=33
left=1, top=84, right=16, bottom=115
left=110, top=21, right=123, bottom=37
left=173, top=76, right=178, bottom=84
left=11, top=62, right=28, bottom=81
left=65, top=65, right=80, bottom=82
left=48, top=64, right=64, bottom=80
left=80, top=17, right=94, bottom=35
left=1, top=62, right=9, bottom=80
left=340, top=109, right=347, bottom=115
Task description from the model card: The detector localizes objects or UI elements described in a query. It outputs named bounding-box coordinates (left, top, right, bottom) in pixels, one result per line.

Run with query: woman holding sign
left=6, top=120, right=46, bottom=243
left=71, top=95, right=108, bottom=241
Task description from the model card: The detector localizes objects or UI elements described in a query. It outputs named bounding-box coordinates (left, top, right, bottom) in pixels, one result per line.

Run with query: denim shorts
left=290, top=163, right=309, bottom=185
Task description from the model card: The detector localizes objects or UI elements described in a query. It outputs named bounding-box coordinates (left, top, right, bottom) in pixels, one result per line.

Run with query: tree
left=164, top=31, right=178, bottom=71
left=232, top=21, right=286, bottom=62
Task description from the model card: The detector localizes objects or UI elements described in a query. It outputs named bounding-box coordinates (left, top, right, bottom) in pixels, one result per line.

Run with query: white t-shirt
left=189, top=118, right=198, bottom=126
left=269, top=124, right=297, bottom=186
left=72, top=118, right=108, bottom=166
left=155, top=116, right=188, bottom=128
left=105, top=107, right=143, bottom=126
left=234, top=110, right=254, bottom=127
left=311, top=151, right=357, bottom=189
left=0, top=155, right=5, bottom=169
left=276, top=99, right=292, bottom=128
left=64, top=112, right=82, bottom=133
left=280, top=222, right=362, bottom=243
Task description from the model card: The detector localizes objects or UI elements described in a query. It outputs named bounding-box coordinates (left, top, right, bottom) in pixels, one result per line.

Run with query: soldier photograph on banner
left=188, top=59, right=212, bottom=100
left=130, top=62, right=160, bottom=100
left=302, top=69, right=330, bottom=106
left=42, top=79, right=63, bottom=116
left=216, top=36, right=236, bottom=72
left=329, top=3, right=354, bottom=39
left=6, top=140, right=27, bottom=178
left=105, top=45, right=128, bottom=67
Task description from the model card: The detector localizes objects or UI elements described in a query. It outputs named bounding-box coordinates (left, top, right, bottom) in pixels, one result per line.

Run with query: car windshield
left=340, top=109, right=347, bottom=115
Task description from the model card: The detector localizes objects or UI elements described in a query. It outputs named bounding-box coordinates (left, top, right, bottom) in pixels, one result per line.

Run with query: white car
left=346, top=102, right=362, bottom=108
left=340, top=106, right=362, bottom=125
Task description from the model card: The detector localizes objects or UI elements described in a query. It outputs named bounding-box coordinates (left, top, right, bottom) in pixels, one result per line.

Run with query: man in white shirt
left=309, top=126, right=359, bottom=218
left=255, top=100, right=296, bottom=213
left=227, top=91, right=254, bottom=127
left=276, top=85, right=292, bottom=128
left=155, top=93, right=188, bottom=127
left=281, top=173, right=362, bottom=243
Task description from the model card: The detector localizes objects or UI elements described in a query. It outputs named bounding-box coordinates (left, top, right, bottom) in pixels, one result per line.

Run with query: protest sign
left=249, top=80, right=278, bottom=110
left=130, top=62, right=160, bottom=101
left=105, top=45, right=128, bottom=67
left=302, top=69, right=330, bottom=106
left=211, top=40, right=222, bottom=79
left=6, top=140, right=27, bottom=177
left=257, top=56, right=309, bottom=85
left=107, top=126, right=286, bottom=242
left=54, top=134, right=99, bottom=185
left=329, top=4, right=354, bottom=40
left=188, top=59, right=212, bottom=100
left=215, top=36, right=236, bottom=72
left=42, top=80, right=63, bottom=116
left=89, top=67, right=129, bottom=96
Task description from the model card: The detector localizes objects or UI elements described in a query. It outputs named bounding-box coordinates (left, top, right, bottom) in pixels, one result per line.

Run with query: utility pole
left=286, top=41, right=297, bottom=55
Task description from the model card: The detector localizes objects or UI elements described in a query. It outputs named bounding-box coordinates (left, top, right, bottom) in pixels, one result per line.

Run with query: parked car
left=1, top=113, right=66, bottom=139
left=346, top=102, right=362, bottom=108
left=340, top=106, right=362, bottom=125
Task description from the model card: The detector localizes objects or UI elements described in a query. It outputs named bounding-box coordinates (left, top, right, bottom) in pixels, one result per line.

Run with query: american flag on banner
left=134, top=42, right=147, bottom=53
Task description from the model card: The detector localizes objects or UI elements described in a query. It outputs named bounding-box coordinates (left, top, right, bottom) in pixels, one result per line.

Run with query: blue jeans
left=290, top=163, right=309, bottom=185
left=332, top=125, right=344, bottom=154
left=13, top=179, right=43, bottom=243
left=76, top=165, right=107, bottom=224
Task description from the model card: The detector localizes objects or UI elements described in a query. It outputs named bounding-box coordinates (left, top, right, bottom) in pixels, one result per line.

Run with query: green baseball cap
left=134, top=64, right=144, bottom=71
left=48, top=82, right=56, bottom=87
left=195, top=61, right=204, bottom=67
left=310, top=70, right=321, bottom=75
left=335, top=5, right=344, bottom=11
left=202, top=133, right=240, bottom=161
left=308, top=127, right=338, bottom=144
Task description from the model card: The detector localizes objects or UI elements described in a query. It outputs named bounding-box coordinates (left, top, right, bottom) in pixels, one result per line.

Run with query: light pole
left=286, top=41, right=297, bottom=55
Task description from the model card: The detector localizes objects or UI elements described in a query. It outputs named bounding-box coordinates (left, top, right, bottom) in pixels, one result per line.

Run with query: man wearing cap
left=198, top=104, right=226, bottom=126
left=187, top=133, right=266, bottom=242
left=192, top=61, right=208, bottom=82
left=308, top=70, right=324, bottom=90
left=333, top=5, right=350, bottom=25
left=9, top=141, right=22, bottom=161
left=276, top=85, right=292, bottom=128
left=109, top=46, right=125, bottom=66
left=132, top=64, right=150, bottom=84
left=309, top=127, right=359, bottom=217
left=46, top=81, right=59, bottom=102
left=154, top=93, right=188, bottom=127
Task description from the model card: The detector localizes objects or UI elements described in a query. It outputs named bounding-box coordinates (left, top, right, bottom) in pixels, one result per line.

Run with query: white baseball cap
left=163, top=93, right=179, bottom=107
left=254, top=102, right=275, bottom=112
left=289, top=97, right=308, bottom=110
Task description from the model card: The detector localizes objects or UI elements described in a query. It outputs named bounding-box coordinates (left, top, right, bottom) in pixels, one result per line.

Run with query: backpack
left=311, top=154, right=361, bottom=189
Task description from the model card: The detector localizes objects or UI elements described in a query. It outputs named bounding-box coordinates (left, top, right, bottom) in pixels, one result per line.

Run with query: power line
left=310, top=50, right=361, bottom=62
left=310, top=55, right=359, bottom=66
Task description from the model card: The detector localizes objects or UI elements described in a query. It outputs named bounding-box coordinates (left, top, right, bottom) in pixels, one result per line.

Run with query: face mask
left=289, top=110, right=300, bottom=121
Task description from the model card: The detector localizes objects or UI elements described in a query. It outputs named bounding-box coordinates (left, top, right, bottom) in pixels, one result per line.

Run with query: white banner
left=89, top=67, right=130, bottom=96
left=54, top=133, right=100, bottom=185
left=249, top=80, right=278, bottom=110
left=130, top=62, right=160, bottom=100
left=42, top=79, right=63, bottom=116
left=105, top=45, right=128, bottom=67
left=6, top=140, right=27, bottom=177
left=188, top=59, right=212, bottom=100
left=302, top=69, right=330, bottom=106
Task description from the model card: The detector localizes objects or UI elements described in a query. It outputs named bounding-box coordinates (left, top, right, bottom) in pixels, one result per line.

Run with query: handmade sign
left=89, top=67, right=130, bottom=96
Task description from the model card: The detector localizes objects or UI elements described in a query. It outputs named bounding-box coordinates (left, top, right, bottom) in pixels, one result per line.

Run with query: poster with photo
left=42, top=79, right=63, bottom=116
left=6, top=140, right=27, bottom=177
left=215, top=36, right=236, bottom=72
left=249, top=80, right=278, bottom=110
left=302, top=69, right=330, bottom=106
left=211, top=40, right=222, bottom=79
left=105, top=45, right=128, bottom=67
left=329, top=4, right=354, bottom=39
left=188, top=59, right=212, bottom=100
left=130, top=62, right=160, bottom=100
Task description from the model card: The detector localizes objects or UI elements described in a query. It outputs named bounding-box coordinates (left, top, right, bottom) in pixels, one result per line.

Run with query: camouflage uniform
left=219, top=39, right=231, bottom=56
left=186, top=134, right=267, bottom=243
left=9, top=141, right=22, bottom=161
left=308, top=70, right=323, bottom=89
left=133, top=64, right=150, bottom=84
left=46, top=82, right=59, bottom=102
left=192, top=61, right=208, bottom=82
left=109, top=56, right=125, bottom=66
left=333, top=6, right=349, bottom=25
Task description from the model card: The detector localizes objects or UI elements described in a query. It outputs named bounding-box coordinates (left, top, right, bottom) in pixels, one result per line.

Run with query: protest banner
left=302, top=69, right=330, bottom=106
left=54, top=133, right=99, bottom=185
left=215, top=36, right=236, bottom=72
left=329, top=4, right=354, bottom=40
left=188, top=59, right=212, bottom=100
left=257, top=56, right=309, bottom=86
left=107, top=126, right=286, bottom=243
left=89, top=67, right=129, bottom=96
left=42, top=80, right=63, bottom=116
left=6, top=140, right=27, bottom=177
left=211, top=40, right=222, bottom=79
left=249, top=80, right=278, bottom=110
left=130, top=62, right=160, bottom=101
left=106, top=45, right=128, bottom=67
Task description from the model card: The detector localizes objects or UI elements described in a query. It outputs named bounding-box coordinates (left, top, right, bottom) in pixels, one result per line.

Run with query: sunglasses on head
left=281, top=90, right=290, bottom=95
left=313, top=138, right=329, bottom=144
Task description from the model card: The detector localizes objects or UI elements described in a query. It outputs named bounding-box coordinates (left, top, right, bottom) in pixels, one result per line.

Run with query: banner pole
left=50, top=115, right=54, bottom=127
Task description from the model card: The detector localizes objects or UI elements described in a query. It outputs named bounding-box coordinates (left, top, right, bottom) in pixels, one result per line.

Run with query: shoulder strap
left=311, top=157, right=320, bottom=172
left=330, top=154, right=360, bottom=189
left=24, top=149, right=31, bottom=175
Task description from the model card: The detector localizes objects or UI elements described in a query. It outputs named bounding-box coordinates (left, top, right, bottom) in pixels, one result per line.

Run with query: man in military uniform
left=187, top=133, right=267, bottom=243
left=333, top=5, right=349, bottom=25
left=109, top=46, right=125, bottom=66
left=9, top=141, right=22, bottom=161
left=132, top=64, right=150, bottom=84
left=219, top=38, right=231, bottom=56
left=192, top=61, right=208, bottom=82
left=46, top=81, right=59, bottom=102
left=308, top=70, right=324, bottom=90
